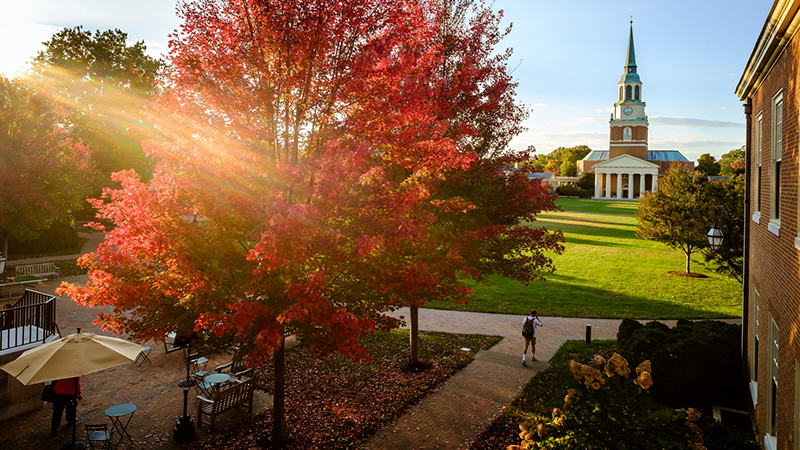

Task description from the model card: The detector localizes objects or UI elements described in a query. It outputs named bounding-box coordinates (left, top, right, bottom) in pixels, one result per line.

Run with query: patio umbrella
left=1, top=328, right=144, bottom=450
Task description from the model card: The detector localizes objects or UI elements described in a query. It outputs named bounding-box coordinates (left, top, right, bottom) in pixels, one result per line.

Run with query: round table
left=204, top=373, right=231, bottom=391
left=105, top=403, right=136, bottom=446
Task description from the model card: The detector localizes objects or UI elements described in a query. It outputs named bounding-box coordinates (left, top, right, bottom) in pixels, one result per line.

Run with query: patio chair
left=188, top=353, right=209, bottom=380
left=134, top=346, right=152, bottom=366
left=85, top=423, right=115, bottom=450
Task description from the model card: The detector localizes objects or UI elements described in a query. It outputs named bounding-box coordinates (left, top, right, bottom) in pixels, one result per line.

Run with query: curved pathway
left=361, top=308, right=740, bottom=450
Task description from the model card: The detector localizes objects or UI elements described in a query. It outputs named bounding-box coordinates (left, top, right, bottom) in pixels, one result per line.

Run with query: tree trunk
left=272, top=332, right=286, bottom=443
left=685, top=251, right=691, bottom=274
left=409, top=306, right=419, bottom=365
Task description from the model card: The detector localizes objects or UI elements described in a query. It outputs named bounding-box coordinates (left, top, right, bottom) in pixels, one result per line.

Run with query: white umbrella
left=1, top=328, right=144, bottom=450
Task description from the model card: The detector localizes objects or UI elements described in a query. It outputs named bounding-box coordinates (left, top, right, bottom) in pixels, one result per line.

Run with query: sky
left=0, top=0, right=775, bottom=163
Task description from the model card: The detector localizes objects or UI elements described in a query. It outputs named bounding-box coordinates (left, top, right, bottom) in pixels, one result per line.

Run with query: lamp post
left=174, top=340, right=195, bottom=443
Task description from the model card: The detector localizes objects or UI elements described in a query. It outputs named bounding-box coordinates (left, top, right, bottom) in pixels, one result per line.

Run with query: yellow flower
left=687, top=407, right=702, bottom=423
left=554, top=414, right=566, bottom=427
left=605, top=353, right=630, bottom=377
left=636, top=360, right=652, bottom=376
left=635, top=371, right=653, bottom=390
left=582, top=365, right=606, bottom=389
left=569, top=360, right=583, bottom=380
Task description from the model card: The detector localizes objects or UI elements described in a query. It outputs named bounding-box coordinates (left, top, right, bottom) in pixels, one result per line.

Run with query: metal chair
left=134, top=346, right=152, bottom=366
left=85, top=423, right=115, bottom=450
left=188, top=353, right=209, bottom=381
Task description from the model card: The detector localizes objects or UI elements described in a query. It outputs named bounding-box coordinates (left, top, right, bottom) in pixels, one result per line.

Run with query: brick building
left=736, top=1, right=800, bottom=449
left=577, top=23, right=693, bottom=199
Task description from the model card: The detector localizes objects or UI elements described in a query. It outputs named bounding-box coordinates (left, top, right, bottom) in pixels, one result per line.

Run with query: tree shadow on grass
left=438, top=273, right=738, bottom=320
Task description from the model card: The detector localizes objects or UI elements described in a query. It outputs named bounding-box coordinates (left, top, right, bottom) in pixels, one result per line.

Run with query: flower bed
left=189, top=329, right=500, bottom=449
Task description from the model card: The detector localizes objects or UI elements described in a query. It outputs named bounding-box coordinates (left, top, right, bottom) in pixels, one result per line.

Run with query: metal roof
left=581, top=150, right=689, bottom=162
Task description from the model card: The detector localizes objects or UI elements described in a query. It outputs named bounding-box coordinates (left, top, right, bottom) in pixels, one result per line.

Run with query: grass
left=555, top=197, right=639, bottom=215
left=190, top=329, right=501, bottom=450
left=430, top=211, right=742, bottom=319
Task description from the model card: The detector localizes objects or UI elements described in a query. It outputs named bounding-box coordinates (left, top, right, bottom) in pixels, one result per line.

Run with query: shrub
left=617, top=319, right=742, bottom=408
left=508, top=354, right=695, bottom=450
left=577, top=171, right=595, bottom=190
left=555, top=185, right=592, bottom=198
left=9, top=220, right=78, bottom=255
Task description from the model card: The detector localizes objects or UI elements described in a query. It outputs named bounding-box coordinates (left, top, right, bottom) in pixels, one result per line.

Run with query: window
left=626, top=85, right=632, bottom=100
left=766, top=316, right=778, bottom=449
left=750, top=289, right=759, bottom=404
left=619, top=86, right=623, bottom=101
left=624, top=127, right=632, bottom=141
left=635, top=85, right=640, bottom=100
left=771, top=92, right=783, bottom=228
left=755, top=113, right=762, bottom=217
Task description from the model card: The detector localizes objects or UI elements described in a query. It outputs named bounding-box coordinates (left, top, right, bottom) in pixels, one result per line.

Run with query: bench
left=15, top=263, right=60, bottom=279
left=196, top=378, right=255, bottom=431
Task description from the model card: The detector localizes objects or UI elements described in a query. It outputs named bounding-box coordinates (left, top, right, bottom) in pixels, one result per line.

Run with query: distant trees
left=530, top=145, right=592, bottom=175
left=719, top=146, right=745, bottom=177
left=28, top=27, right=163, bottom=183
left=0, top=76, right=96, bottom=258
left=694, top=153, right=721, bottom=177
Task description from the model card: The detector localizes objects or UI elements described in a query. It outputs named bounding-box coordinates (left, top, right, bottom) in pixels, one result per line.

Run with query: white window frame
left=770, top=92, right=783, bottom=236
left=765, top=316, right=778, bottom=450
left=750, top=288, right=759, bottom=404
left=754, top=112, right=763, bottom=223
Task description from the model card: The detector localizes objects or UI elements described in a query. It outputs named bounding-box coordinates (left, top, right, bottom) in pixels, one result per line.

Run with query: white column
left=594, top=172, right=601, bottom=198
left=627, top=173, right=634, bottom=199
left=639, top=173, right=646, bottom=196
left=616, top=172, right=622, bottom=199
left=652, top=174, right=659, bottom=190
left=605, top=172, right=611, bottom=198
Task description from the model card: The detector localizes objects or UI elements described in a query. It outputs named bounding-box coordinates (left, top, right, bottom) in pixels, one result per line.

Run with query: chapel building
left=577, top=23, right=693, bottom=199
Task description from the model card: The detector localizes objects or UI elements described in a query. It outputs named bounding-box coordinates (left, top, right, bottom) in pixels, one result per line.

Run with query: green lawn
left=555, top=197, right=639, bottom=215
left=430, top=210, right=742, bottom=319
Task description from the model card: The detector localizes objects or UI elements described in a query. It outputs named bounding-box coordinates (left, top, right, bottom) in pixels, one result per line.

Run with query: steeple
left=622, top=22, right=640, bottom=82
left=610, top=20, right=648, bottom=161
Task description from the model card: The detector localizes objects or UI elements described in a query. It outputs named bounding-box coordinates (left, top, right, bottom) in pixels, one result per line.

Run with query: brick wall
left=747, top=21, right=800, bottom=450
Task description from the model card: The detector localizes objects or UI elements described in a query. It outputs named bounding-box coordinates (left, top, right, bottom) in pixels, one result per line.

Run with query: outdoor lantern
left=707, top=224, right=724, bottom=251
left=0, top=256, right=5, bottom=274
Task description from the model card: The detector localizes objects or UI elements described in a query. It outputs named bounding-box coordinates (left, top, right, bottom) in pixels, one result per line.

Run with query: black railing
left=1, top=290, right=58, bottom=352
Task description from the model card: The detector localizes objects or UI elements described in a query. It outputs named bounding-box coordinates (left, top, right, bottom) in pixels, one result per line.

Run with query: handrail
left=1, top=290, right=58, bottom=352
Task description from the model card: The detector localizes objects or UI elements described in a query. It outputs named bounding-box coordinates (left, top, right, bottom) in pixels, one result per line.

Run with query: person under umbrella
left=51, top=377, right=81, bottom=435
left=1, top=328, right=143, bottom=450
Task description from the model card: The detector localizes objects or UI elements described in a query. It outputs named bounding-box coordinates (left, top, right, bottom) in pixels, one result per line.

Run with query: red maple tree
left=60, top=0, right=563, bottom=442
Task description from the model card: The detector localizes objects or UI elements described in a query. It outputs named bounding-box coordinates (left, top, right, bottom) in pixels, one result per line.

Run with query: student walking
left=521, top=309, right=542, bottom=366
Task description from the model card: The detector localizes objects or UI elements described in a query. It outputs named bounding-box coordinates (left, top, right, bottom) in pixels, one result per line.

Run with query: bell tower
left=609, top=22, right=648, bottom=160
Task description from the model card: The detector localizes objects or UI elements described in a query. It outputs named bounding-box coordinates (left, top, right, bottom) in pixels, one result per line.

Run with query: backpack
left=522, top=317, right=534, bottom=339
left=41, top=383, right=57, bottom=403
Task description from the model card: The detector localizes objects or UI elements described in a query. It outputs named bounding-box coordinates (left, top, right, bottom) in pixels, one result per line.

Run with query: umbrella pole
left=60, top=336, right=86, bottom=450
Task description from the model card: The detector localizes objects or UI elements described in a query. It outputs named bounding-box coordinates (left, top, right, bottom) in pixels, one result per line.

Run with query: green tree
left=577, top=171, right=595, bottom=190
left=636, top=165, right=713, bottom=274
left=28, top=27, right=163, bottom=183
left=719, top=146, right=745, bottom=176
left=702, top=176, right=744, bottom=282
left=695, top=153, right=721, bottom=177
left=0, top=76, right=96, bottom=258
left=532, top=145, right=592, bottom=175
